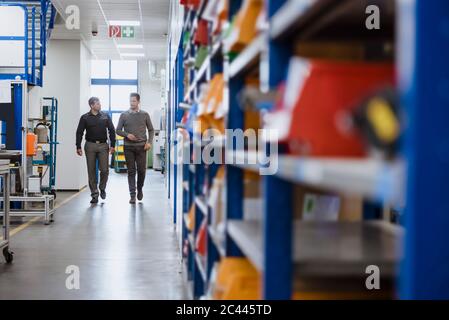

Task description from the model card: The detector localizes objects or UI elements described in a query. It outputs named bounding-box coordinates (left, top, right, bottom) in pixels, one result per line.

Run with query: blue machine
left=0, top=0, right=56, bottom=156
left=0, top=0, right=56, bottom=86
left=0, top=1, right=57, bottom=224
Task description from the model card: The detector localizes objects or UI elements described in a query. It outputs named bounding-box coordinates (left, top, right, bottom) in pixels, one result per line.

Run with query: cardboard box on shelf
left=214, top=257, right=261, bottom=300
left=293, top=185, right=363, bottom=221
left=209, top=166, right=225, bottom=229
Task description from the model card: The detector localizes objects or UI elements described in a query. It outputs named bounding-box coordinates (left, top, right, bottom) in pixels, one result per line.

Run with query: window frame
left=91, top=60, right=138, bottom=121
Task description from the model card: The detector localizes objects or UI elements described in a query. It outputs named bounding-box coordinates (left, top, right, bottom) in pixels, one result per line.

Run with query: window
left=91, top=85, right=109, bottom=108
left=111, top=113, right=122, bottom=128
left=111, top=60, right=138, bottom=80
left=111, top=85, right=138, bottom=110
left=91, top=60, right=138, bottom=121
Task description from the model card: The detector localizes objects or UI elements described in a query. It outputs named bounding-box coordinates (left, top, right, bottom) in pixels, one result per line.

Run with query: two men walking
left=76, top=93, right=154, bottom=204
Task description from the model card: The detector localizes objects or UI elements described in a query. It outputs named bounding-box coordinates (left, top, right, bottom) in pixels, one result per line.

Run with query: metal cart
left=0, top=159, right=12, bottom=263
left=30, top=97, right=59, bottom=197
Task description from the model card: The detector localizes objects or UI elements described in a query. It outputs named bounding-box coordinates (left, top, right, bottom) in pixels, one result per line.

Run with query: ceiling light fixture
left=121, top=53, right=145, bottom=57
left=109, top=20, right=141, bottom=26
left=117, top=44, right=144, bottom=49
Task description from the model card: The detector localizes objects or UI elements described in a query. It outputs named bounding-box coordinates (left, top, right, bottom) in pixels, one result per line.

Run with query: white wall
left=43, top=39, right=90, bottom=190
left=168, top=0, right=184, bottom=67
left=78, top=41, right=91, bottom=187
left=138, top=60, right=163, bottom=129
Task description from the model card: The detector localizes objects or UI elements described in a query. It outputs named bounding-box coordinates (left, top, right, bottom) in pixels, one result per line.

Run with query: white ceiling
left=50, top=0, right=170, bottom=62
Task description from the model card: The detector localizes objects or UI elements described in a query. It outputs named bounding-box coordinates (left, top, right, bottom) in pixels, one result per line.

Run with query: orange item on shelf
left=214, top=257, right=261, bottom=300
left=243, top=79, right=262, bottom=130
left=225, top=0, right=263, bottom=52
left=214, top=0, right=228, bottom=35
left=26, top=132, right=38, bottom=156
left=195, top=218, right=207, bottom=256
left=267, top=59, right=395, bottom=157
left=194, top=115, right=211, bottom=136
left=203, top=0, right=229, bottom=36
left=195, top=74, right=226, bottom=135
left=202, top=74, right=222, bottom=115
left=205, top=74, right=225, bottom=134
left=187, top=203, right=195, bottom=232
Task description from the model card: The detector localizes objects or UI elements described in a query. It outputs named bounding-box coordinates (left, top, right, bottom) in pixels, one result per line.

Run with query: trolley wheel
left=3, top=248, right=13, bottom=263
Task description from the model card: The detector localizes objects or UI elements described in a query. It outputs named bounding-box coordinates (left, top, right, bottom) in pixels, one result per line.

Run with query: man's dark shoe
left=100, top=190, right=106, bottom=200
left=129, top=196, right=136, bottom=204
left=90, top=197, right=99, bottom=204
left=137, top=189, right=143, bottom=201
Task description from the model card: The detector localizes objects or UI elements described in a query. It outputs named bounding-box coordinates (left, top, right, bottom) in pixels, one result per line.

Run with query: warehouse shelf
left=170, top=0, right=449, bottom=301
left=188, top=0, right=208, bottom=35
left=183, top=58, right=210, bottom=101
left=183, top=39, right=192, bottom=59
left=195, top=56, right=211, bottom=83
left=208, top=226, right=225, bottom=257
left=270, top=0, right=330, bottom=40
left=179, top=102, right=192, bottom=111
left=194, top=134, right=226, bottom=148
left=229, top=34, right=266, bottom=79
left=195, top=253, right=207, bottom=282
left=184, top=82, right=195, bottom=102
left=227, top=220, right=264, bottom=271
left=228, top=150, right=404, bottom=202
left=182, top=8, right=194, bottom=34
left=195, top=196, right=208, bottom=216
left=176, top=122, right=186, bottom=129
left=183, top=43, right=222, bottom=103
left=188, top=234, right=195, bottom=252
left=211, top=41, right=222, bottom=59
left=270, top=0, right=394, bottom=42
left=183, top=213, right=190, bottom=230
left=228, top=219, right=403, bottom=277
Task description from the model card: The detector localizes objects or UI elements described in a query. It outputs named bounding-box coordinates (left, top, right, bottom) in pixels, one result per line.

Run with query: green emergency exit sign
left=122, top=26, right=135, bottom=38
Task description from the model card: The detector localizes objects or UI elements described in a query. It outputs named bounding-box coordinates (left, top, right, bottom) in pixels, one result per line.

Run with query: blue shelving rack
left=169, top=0, right=227, bottom=299
left=399, top=0, right=449, bottom=299
left=167, top=0, right=449, bottom=300
left=31, top=97, right=59, bottom=195
left=0, top=0, right=56, bottom=87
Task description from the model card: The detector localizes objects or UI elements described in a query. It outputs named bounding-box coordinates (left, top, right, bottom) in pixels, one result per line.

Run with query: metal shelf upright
left=0, top=159, right=12, bottom=263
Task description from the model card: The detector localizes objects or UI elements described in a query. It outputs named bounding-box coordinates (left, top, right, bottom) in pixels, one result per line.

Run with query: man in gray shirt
left=116, top=93, right=154, bottom=204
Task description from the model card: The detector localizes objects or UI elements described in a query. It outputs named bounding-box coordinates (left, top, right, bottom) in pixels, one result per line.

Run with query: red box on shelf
left=194, top=19, right=209, bottom=46
left=269, top=59, right=395, bottom=157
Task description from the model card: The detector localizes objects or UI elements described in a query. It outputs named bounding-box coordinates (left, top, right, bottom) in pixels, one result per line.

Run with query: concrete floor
left=0, top=170, right=187, bottom=299
left=6, top=190, right=78, bottom=229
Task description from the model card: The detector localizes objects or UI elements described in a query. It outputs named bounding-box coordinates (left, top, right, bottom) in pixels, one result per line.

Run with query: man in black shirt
left=76, top=97, right=116, bottom=204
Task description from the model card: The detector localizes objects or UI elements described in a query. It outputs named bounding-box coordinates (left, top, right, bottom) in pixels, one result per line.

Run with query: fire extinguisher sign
left=109, top=25, right=121, bottom=38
